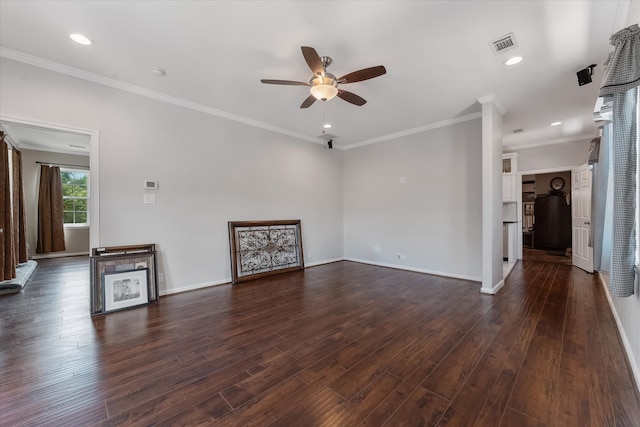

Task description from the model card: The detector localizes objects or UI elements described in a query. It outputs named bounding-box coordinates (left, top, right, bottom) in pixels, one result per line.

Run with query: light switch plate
left=143, top=194, right=156, bottom=204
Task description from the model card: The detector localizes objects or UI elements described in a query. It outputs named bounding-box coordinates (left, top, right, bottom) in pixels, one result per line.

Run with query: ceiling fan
left=261, top=46, right=386, bottom=108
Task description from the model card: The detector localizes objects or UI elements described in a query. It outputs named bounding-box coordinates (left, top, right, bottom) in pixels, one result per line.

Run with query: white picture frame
left=103, top=269, right=149, bottom=312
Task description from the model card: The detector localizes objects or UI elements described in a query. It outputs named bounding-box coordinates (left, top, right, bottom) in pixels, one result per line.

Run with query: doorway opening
left=521, top=170, right=572, bottom=265
left=0, top=116, right=100, bottom=256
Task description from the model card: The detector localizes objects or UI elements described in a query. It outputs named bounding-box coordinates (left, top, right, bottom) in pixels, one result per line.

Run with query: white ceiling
left=0, top=1, right=632, bottom=149
left=0, top=121, right=91, bottom=155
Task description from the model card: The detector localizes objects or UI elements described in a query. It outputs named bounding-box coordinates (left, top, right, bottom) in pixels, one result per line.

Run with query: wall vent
left=489, top=32, right=518, bottom=55
left=512, top=128, right=524, bottom=134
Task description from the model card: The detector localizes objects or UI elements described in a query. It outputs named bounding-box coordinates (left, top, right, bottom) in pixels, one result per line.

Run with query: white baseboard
left=32, top=251, right=89, bottom=260
left=306, top=258, right=344, bottom=267
left=481, top=279, right=504, bottom=295
left=159, top=278, right=230, bottom=296
left=597, top=273, right=640, bottom=394
left=159, top=257, right=482, bottom=297
left=343, top=257, right=481, bottom=282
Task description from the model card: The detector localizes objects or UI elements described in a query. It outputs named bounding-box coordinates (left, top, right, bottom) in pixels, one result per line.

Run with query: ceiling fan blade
left=338, top=65, right=387, bottom=84
left=300, top=95, right=317, bottom=108
left=261, top=79, right=310, bottom=86
left=338, top=90, right=367, bottom=106
left=301, top=46, right=324, bottom=76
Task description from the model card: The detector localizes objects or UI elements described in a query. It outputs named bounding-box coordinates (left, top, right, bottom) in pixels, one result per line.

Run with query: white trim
left=63, top=224, right=90, bottom=229
left=342, top=112, right=482, bottom=150
left=32, top=251, right=89, bottom=260
left=344, top=257, right=482, bottom=282
left=476, top=94, right=507, bottom=115
left=503, top=134, right=592, bottom=151
left=0, top=114, right=100, bottom=250
left=159, top=278, right=230, bottom=296
left=598, top=272, right=640, bottom=395
left=480, top=279, right=505, bottom=295
left=305, top=258, right=344, bottom=267
left=0, top=47, right=323, bottom=146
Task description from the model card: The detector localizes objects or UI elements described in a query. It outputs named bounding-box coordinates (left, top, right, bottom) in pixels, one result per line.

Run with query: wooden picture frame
left=90, top=244, right=159, bottom=315
left=228, top=220, right=304, bottom=284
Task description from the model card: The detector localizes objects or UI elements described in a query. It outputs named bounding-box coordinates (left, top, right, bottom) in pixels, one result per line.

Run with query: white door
left=572, top=165, right=593, bottom=272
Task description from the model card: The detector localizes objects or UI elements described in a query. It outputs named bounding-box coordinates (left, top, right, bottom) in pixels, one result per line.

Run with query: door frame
left=517, top=165, right=581, bottom=260
left=0, top=114, right=100, bottom=250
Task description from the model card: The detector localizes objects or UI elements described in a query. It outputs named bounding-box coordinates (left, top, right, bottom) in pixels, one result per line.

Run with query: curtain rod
left=36, top=161, right=89, bottom=170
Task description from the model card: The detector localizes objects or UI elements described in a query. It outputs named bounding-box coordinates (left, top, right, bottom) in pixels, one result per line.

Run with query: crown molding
left=475, top=94, right=507, bottom=115
left=342, top=111, right=482, bottom=150
left=0, top=47, right=324, bottom=146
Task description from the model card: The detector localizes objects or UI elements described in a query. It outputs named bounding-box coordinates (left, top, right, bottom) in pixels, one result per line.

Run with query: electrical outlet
left=401, top=254, right=407, bottom=260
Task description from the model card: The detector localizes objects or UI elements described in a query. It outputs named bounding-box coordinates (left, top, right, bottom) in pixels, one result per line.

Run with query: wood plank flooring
left=1, top=257, right=639, bottom=426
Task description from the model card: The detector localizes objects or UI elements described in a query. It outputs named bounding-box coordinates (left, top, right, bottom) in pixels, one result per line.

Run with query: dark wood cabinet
left=534, top=194, right=571, bottom=250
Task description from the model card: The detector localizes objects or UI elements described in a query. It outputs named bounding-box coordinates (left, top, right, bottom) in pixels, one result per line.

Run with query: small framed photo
left=103, top=269, right=149, bottom=312
left=90, top=244, right=158, bottom=315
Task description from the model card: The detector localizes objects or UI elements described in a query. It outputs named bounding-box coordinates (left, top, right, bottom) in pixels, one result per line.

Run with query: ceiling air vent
left=512, top=128, right=524, bottom=134
left=489, top=32, right=518, bottom=55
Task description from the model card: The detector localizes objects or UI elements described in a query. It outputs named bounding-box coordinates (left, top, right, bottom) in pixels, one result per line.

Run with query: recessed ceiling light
left=151, top=67, right=167, bottom=77
left=504, top=56, right=523, bottom=66
left=323, top=123, right=332, bottom=129
left=550, top=121, right=562, bottom=126
left=69, top=33, right=92, bottom=46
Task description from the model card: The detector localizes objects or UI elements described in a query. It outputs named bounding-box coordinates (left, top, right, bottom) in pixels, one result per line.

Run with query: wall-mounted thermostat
left=144, top=180, right=158, bottom=190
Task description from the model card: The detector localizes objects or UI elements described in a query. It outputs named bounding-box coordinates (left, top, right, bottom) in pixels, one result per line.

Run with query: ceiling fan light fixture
left=310, top=84, right=338, bottom=101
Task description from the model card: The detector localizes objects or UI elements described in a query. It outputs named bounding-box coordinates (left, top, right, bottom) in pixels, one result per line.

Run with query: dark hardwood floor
left=1, top=257, right=639, bottom=426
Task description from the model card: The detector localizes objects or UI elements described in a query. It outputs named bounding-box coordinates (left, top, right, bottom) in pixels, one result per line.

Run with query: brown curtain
left=36, top=165, right=66, bottom=254
left=12, top=150, right=28, bottom=263
left=0, top=134, right=17, bottom=280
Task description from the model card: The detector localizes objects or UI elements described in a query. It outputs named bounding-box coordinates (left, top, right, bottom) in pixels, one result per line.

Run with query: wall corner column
left=477, top=94, right=505, bottom=294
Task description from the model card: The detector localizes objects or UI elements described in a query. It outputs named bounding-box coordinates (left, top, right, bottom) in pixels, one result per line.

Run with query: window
left=61, top=168, right=89, bottom=226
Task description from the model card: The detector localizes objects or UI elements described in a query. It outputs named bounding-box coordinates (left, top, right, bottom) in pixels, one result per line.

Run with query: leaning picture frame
left=103, top=269, right=149, bottom=312
left=90, top=244, right=158, bottom=315
left=228, top=220, right=304, bottom=284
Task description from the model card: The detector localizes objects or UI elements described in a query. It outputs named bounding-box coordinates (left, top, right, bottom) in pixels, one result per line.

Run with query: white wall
left=343, top=118, right=482, bottom=281
left=505, top=139, right=590, bottom=172
left=600, top=274, right=640, bottom=392
left=0, top=58, right=344, bottom=294
left=20, top=149, right=90, bottom=258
